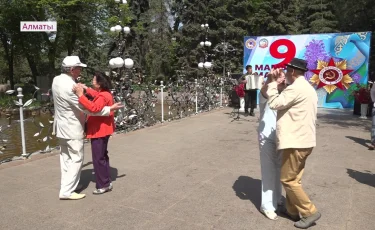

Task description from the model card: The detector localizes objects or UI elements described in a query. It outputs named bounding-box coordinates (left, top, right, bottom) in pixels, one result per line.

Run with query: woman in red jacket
left=73, top=72, right=115, bottom=195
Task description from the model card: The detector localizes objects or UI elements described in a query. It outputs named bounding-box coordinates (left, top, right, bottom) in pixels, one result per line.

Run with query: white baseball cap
left=62, top=56, right=87, bottom=68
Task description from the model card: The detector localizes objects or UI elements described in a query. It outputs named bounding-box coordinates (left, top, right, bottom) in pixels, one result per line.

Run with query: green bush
left=0, top=93, right=41, bottom=109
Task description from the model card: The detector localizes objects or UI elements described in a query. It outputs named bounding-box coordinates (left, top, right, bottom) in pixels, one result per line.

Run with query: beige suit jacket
left=266, top=76, right=318, bottom=150
left=52, top=73, right=111, bottom=140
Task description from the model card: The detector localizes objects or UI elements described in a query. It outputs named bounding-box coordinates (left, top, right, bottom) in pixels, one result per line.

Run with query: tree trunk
left=25, top=54, right=39, bottom=85
left=20, top=37, right=40, bottom=85
left=0, top=33, right=15, bottom=89
left=7, top=45, right=14, bottom=90
left=43, top=33, right=59, bottom=86
left=67, top=20, right=78, bottom=56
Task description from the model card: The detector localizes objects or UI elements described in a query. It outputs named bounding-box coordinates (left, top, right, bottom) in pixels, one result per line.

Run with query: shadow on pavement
left=78, top=161, right=126, bottom=191
left=232, top=176, right=261, bottom=209
left=232, top=176, right=293, bottom=221
left=317, top=110, right=370, bottom=132
left=347, top=168, right=375, bottom=187
left=345, top=136, right=372, bottom=149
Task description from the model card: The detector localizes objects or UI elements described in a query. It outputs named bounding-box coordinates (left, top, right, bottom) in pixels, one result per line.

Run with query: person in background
left=266, top=59, right=321, bottom=229
left=257, top=71, right=286, bottom=220
left=52, top=56, right=123, bottom=200
left=73, top=72, right=115, bottom=195
left=241, top=65, right=264, bottom=116
left=370, top=81, right=375, bottom=150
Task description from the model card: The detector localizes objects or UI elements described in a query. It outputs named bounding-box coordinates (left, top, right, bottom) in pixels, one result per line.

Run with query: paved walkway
left=0, top=108, right=374, bottom=230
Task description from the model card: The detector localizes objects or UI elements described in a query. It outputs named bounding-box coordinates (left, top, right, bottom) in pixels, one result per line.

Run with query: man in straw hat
left=265, top=58, right=321, bottom=229
left=52, top=56, right=123, bottom=200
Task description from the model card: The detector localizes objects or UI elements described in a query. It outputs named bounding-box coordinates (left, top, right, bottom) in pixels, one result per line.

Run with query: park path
left=0, top=107, right=374, bottom=230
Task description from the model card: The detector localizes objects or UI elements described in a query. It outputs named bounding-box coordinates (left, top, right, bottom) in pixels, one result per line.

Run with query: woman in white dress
left=257, top=70, right=286, bottom=220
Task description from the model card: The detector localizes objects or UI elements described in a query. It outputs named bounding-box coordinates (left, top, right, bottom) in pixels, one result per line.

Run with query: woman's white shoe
left=260, top=209, right=278, bottom=220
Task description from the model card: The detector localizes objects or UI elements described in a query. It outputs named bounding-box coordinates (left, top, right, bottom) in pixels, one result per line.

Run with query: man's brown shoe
left=59, top=192, right=86, bottom=200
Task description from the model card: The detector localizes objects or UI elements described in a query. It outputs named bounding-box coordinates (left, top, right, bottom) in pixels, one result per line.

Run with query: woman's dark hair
left=94, top=71, right=112, bottom=91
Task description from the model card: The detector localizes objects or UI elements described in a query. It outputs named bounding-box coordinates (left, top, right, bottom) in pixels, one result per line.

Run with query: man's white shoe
left=59, top=192, right=86, bottom=200
left=260, top=209, right=278, bottom=220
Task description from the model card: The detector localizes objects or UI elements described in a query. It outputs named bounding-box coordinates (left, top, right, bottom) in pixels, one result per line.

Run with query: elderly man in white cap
left=52, top=56, right=122, bottom=200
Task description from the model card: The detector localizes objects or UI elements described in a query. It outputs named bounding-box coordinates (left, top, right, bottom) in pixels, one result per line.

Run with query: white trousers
left=58, top=138, right=84, bottom=198
left=258, top=137, right=282, bottom=211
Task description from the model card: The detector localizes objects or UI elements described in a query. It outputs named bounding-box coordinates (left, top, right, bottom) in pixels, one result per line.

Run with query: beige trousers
left=280, top=148, right=317, bottom=217
left=58, top=138, right=84, bottom=198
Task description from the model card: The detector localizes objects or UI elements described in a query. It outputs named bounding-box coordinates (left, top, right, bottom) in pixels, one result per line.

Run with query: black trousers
left=244, top=89, right=257, bottom=113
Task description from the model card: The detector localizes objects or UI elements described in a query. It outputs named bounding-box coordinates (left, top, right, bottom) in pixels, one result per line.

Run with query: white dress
left=257, top=92, right=282, bottom=211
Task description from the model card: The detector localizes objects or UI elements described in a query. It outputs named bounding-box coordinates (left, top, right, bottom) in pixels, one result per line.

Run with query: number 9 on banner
left=269, top=39, right=296, bottom=67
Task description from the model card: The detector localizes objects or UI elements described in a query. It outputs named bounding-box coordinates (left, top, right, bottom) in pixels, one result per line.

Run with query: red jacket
left=78, top=88, right=115, bottom=139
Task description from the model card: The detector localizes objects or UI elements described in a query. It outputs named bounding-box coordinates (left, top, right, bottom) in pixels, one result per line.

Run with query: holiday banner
left=243, top=32, right=372, bottom=108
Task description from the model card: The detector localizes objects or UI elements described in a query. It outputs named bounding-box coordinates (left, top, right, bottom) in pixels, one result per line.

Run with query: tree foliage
left=0, top=0, right=374, bottom=88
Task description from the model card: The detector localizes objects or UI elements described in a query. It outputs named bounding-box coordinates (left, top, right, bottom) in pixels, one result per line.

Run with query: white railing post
left=17, top=87, right=27, bottom=156
left=195, top=79, right=198, bottom=114
left=208, top=85, right=211, bottom=111
left=160, top=81, right=164, bottom=123
left=220, top=78, right=223, bottom=108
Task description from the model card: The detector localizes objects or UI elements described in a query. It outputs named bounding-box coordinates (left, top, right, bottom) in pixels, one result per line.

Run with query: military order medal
left=310, top=58, right=354, bottom=94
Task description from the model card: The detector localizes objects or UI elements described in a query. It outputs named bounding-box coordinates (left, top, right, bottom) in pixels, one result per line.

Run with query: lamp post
left=213, top=30, right=235, bottom=108
left=108, top=0, right=133, bottom=68
left=108, top=0, right=134, bottom=119
left=213, top=30, right=236, bottom=82
left=196, top=23, right=214, bottom=111
left=197, top=23, right=213, bottom=73
left=176, top=67, right=187, bottom=85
